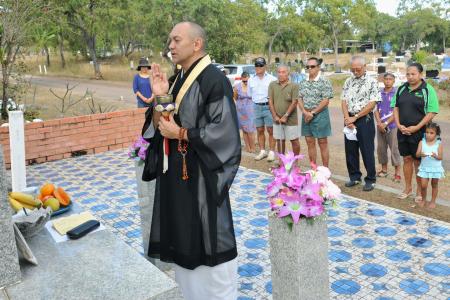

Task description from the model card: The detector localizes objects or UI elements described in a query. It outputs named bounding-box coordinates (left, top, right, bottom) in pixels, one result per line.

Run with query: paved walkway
left=26, top=150, right=450, bottom=299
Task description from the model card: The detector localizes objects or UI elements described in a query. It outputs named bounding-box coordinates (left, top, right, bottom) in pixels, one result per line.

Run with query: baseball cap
left=255, top=57, right=266, bottom=67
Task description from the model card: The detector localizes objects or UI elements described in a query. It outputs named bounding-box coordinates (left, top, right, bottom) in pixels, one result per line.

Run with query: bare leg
left=318, top=137, right=329, bottom=167
left=402, top=156, right=413, bottom=194
left=248, top=132, right=256, bottom=152
left=256, top=127, right=265, bottom=151
left=428, top=179, right=439, bottom=209
left=242, top=132, right=250, bottom=152
left=276, top=139, right=282, bottom=154
left=414, top=159, right=421, bottom=199
left=394, top=165, right=401, bottom=176
left=291, top=138, right=300, bottom=156
left=267, top=127, right=275, bottom=152
left=305, top=136, right=317, bottom=165
left=420, top=177, right=428, bottom=204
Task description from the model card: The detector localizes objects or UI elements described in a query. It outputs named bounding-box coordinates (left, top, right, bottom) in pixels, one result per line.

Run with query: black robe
left=147, top=58, right=241, bottom=270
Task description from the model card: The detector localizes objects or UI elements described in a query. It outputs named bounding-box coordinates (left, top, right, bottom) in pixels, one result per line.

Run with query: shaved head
left=174, top=21, right=207, bottom=51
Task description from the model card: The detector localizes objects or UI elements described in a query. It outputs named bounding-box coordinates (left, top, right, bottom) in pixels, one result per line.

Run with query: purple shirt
left=378, top=87, right=396, bottom=130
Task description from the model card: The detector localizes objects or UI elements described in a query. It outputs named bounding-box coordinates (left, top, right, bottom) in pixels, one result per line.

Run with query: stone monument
left=0, top=145, right=22, bottom=288
left=269, top=214, right=330, bottom=300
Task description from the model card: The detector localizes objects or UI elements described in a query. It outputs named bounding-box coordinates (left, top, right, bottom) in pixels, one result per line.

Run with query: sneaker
left=363, top=182, right=375, bottom=192
left=255, top=150, right=267, bottom=161
left=267, top=151, right=275, bottom=162
left=345, top=180, right=361, bottom=187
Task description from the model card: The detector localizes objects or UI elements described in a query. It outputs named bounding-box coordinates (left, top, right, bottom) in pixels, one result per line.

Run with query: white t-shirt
left=248, top=73, right=277, bottom=104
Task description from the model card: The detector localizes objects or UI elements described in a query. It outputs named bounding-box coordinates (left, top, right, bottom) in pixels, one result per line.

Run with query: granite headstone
left=0, top=145, right=22, bottom=288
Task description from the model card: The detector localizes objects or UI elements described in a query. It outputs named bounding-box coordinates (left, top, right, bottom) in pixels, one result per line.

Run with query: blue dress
left=418, top=138, right=445, bottom=179
left=235, top=83, right=256, bottom=133
left=133, top=74, right=153, bottom=108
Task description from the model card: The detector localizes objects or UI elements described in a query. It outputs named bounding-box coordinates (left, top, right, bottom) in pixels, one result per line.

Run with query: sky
left=376, top=0, right=400, bottom=16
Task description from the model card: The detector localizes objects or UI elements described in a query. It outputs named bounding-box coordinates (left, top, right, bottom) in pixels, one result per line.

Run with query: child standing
left=416, top=122, right=445, bottom=208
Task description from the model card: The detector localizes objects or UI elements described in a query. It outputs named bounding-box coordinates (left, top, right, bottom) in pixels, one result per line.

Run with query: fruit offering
left=9, top=192, right=42, bottom=212
left=36, top=183, right=72, bottom=212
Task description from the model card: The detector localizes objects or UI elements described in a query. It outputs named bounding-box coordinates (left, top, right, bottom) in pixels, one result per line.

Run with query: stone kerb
left=0, top=108, right=147, bottom=168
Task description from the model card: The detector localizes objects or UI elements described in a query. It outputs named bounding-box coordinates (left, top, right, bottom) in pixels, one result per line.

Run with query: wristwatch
left=311, top=111, right=317, bottom=117
left=355, top=113, right=359, bottom=119
left=383, top=121, right=388, bottom=126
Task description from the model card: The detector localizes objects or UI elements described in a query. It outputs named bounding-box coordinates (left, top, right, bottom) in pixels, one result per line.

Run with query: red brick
left=26, top=133, right=45, bottom=142
left=90, top=113, right=108, bottom=120
left=108, top=144, right=123, bottom=151
left=63, top=153, right=72, bottom=158
left=84, top=120, right=100, bottom=127
left=47, top=154, right=64, bottom=161
left=36, top=127, right=53, bottom=134
left=25, top=122, right=44, bottom=129
left=94, top=146, right=109, bottom=153
left=44, top=119, right=61, bottom=127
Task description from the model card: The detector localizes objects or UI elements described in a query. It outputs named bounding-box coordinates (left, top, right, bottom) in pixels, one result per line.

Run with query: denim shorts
left=253, top=103, right=273, bottom=127
left=301, top=107, right=331, bottom=138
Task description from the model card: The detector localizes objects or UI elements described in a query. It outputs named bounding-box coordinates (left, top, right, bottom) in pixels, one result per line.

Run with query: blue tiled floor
left=27, top=150, right=449, bottom=299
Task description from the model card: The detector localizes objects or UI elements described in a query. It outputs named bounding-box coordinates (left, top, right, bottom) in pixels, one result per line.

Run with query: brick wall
left=0, top=108, right=147, bottom=169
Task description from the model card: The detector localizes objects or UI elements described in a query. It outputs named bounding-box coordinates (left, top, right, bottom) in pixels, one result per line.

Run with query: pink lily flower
left=278, top=199, right=308, bottom=224
left=278, top=152, right=304, bottom=171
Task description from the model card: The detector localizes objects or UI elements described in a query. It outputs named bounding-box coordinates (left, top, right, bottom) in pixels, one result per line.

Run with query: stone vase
left=134, top=161, right=171, bottom=271
left=268, top=214, right=330, bottom=300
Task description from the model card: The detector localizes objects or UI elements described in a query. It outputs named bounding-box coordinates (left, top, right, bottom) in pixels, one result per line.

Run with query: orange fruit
left=54, top=187, right=71, bottom=206
left=40, top=183, right=55, bottom=197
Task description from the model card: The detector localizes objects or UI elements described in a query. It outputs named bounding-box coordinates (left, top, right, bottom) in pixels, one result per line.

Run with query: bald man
left=144, top=22, right=241, bottom=300
left=268, top=65, right=300, bottom=158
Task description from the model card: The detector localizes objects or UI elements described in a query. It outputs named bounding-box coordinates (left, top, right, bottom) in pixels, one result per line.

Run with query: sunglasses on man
left=305, top=65, right=318, bottom=70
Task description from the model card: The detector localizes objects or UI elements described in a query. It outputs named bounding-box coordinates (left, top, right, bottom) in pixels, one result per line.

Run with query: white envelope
left=343, top=126, right=358, bottom=141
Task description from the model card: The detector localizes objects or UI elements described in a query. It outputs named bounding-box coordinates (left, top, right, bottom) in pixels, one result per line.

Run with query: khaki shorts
left=273, top=124, right=299, bottom=140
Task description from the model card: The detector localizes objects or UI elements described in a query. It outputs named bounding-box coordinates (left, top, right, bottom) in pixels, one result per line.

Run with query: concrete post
left=8, top=111, right=27, bottom=192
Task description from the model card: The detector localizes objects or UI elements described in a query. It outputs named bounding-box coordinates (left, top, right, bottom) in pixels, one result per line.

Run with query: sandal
left=393, top=174, right=401, bottom=183
left=414, top=195, right=423, bottom=203
left=376, top=170, right=388, bottom=178
left=397, top=191, right=413, bottom=199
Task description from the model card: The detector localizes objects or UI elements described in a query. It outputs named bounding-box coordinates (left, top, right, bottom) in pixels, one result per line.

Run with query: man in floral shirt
left=341, top=56, right=381, bottom=191
left=298, top=57, right=334, bottom=167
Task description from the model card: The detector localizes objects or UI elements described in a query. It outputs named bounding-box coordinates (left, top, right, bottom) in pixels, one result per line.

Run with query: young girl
left=416, top=122, right=445, bottom=208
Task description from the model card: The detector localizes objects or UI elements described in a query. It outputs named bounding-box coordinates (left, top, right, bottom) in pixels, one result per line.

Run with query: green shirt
left=269, top=81, right=299, bottom=126
left=390, top=81, right=439, bottom=113
left=390, top=81, right=439, bottom=127
left=298, top=74, right=334, bottom=110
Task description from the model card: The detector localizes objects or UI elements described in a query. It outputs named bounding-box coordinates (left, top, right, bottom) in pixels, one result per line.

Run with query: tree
left=61, top=0, right=116, bottom=79
left=145, top=0, right=267, bottom=63
left=306, top=0, right=353, bottom=67
left=33, top=28, right=56, bottom=67
left=0, top=0, right=44, bottom=120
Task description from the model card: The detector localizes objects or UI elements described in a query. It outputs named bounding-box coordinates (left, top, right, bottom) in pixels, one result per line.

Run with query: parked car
left=320, top=48, right=334, bottom=54
left=223, top=64, right=256, bottom=86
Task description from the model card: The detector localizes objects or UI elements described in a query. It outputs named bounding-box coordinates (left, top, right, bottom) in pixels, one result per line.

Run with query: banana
left=9, top=192, right=41, bottom=207
left=9, top=197, right=24, bottom=212
left=10, top=197, right=35, bottom=210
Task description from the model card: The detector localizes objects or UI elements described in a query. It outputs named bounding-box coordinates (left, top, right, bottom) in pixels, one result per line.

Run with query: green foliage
left=412, top=50, right=428, bottom=64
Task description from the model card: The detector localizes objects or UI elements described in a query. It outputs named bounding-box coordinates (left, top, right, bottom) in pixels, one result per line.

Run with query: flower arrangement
left=267, top=152, right=341, bottom=230
left=128, top=136, right=150, bottom=163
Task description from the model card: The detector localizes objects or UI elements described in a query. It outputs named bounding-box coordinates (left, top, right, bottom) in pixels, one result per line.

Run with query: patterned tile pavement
left=26, top=150, right=450, bottom=300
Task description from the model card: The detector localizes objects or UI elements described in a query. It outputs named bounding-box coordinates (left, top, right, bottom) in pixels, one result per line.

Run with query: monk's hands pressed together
left=159, top=113, right=180, bottom=139
left=151, top=63, right=169, bottom=96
